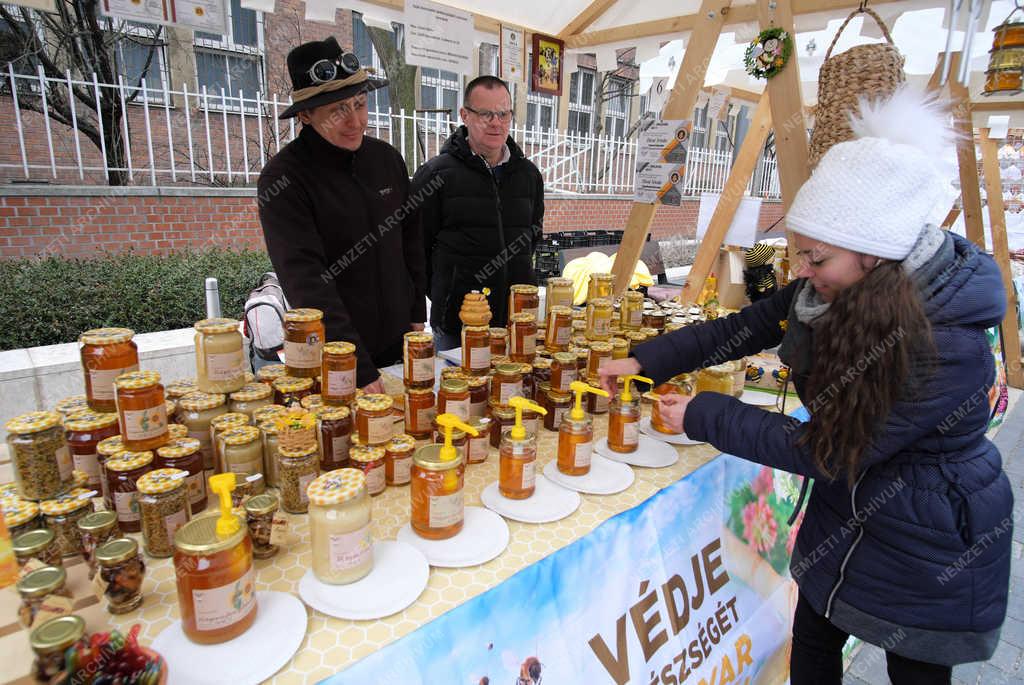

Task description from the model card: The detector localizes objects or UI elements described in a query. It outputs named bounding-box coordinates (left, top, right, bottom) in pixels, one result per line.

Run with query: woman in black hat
left=258, top=37, right=428, bottom=393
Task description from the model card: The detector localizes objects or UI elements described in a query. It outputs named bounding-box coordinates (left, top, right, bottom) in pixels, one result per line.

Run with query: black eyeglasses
left=465, top=106, right=513, bottom=123
left=307, top=52, right=361, bottom=85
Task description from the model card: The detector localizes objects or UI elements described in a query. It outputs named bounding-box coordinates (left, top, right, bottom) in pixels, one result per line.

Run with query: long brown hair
left=797, top=261, right=935, bottom=485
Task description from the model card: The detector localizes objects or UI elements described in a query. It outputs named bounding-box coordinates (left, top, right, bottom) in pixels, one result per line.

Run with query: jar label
left=191, top=565, right=256, bottom=632
left=53, top=445, right=73, bottom=482
left=329, top=523, right=372, bottom=571
left=552, top=407, right=568, bottom=427
left=164, top=507, right=188, bottom=541
left=205, top=349, right=245, bottom=382
left=624, top=422, right=640, bottom=446
left=521, top=460, right=536, bottom=490
left=89, top=364, right=139, bottom=401
left=469, top=398, right=487, bottom=419
left=366, top=463, right=386, bottom=494
left=428, top=490, right=464, bottom=529
left=555, top=367, right=577, bottom=392
left=592, top=394, right=609, bottom=413
left=410, top=356, right=434, bottom=382
left=468, top=437, right=489, bottom=462
left=554, top=325, right=571, bottom=346
left=327, top=368, right=356, bottom=397
left=469, top=345, right=490, bottom=370
left=366, top=416, right=393, bottom=445
left=185, top=472, right=206, bottom=505
left=523, top=417, right=539, bottom=436
left=628, top=310, right=643, bottom=327
left=330, top=435, right=350, bottom=460
left=298, top=472, right=317, bottom=504
left=442, top=397, right=470, bottom=421
left=72, top=452, right=101, bottom=482
left=593, top=318, right=611, bottom=336
left=114, top=490, right=139, bottom=523
left=523, top=306, right=539, bottom=321
left=228, top=460, right=261, bottom=476
left=284, top=339, right=322, bottom=369
left=574, top=440, right=593, bottom=468
left=121, top=405, right=168, bottom=441
left=521, top=335, right=536, bottom=356
left=499, top=381, right=524, bottom=405
left=391, top=455, right=412, bottom=484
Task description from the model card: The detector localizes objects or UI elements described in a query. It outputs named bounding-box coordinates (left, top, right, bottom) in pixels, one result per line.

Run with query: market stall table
left=0, top=371, right=787, bottom=684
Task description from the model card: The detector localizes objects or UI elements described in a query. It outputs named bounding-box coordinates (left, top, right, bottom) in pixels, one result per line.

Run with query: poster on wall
left=634, top=118, right=692, bottom=205
left=6, top=0, right=57, bottom=12
left=101, top=0, right=170, bottom=25
left=530, top=32, right=564, bottom=96
left=696, top=192, right=761, bottom=248
left=500, top=24, right=526, bottom=83
left=403, top=0, right=474, bottom=74
left=327, top=453, right=801, bottom=684
left=173, top=0, right=228, bottom=34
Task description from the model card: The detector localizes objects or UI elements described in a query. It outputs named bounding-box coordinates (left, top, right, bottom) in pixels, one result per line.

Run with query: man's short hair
left=464, top=76, right=511, bottom=106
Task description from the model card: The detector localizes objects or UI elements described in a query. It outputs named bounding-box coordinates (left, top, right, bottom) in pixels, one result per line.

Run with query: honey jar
left=645, top=391, right=681, bottom=435
left=544, top=390, right=572, bottom=431
left=300, top=394, right=323, bottom=411
left=77, top=510, right=120, bottom=578
left=194, top=318, right=246, bottom=394
left=404, top=388, right=436, bottom=439
left=467, top=376, right=489, bottom=418
left=220, top=426, right=263, bottom=478
left=461, top=325, right=491, bottom=376
left=105, top=451, right=154, bottom=533
left=210, top=413, right=250, bottom=474
left=350, top=444, right=386, bottom=496
left=490, top=363, right=524, bottom=407
left=403, top=332, right=435, bottom=390
left=586, top=298, right=613, bottom=341
left=545, top=277, right=573, bottom=319
left=321, top=341, right=357, bottom=405
left=6, top=412, right=75, bottom=501
left=587, top=341, right=613, bottom=377
left=385, top=434, right=416, bottom=485
left=437, top=378, right=471, bottom=421
left=411, top=442, right=466, bottom=540
left=488, top=402, right=516, bottom=449
left=508, top=284, right=540, bottom=321
left=258, top=422, right=282, bottom=489
left=136, top=468, right=190, bottom=558
left=316, top=405, right=352, bottom=471
left=176, top=392, right=228, bottom=472
left=489, top=327, right=509, bottom=356
left=696, top=364, right=736, bottom=396
left=30, top=615, right=85, bottom=682
left=54, top=396, right=91, bottom=422
left=63, top=410, right=118, bottom=494
left=156, top=437, right=207, bottom=516
left=611, top=337, right=629, bottom=360
left=509, top=313, right=537, bottom=363
left=278, top=445, right=319, bottom=514
left=96, top=537, right=146, bottom=614
left=585, top=375, right=610, bottom=415
left=114, top=371, right=168, bottom=452
left=550, top=352, right=578, bottom=393
left=587, top=273, right=614, bottom=302
left=272, top=376, right=315, bottom=408
left=308, top=469, right=373, bottom=584
left=620, top=290, right=644, bottom=330
left=545, top=305, right=573, bottom=352
left=165, top=379, right=198, bottom=401
left=355, top=394, right=394, bottom=445
left=499, top=397, right=545, bottom=499
left=228, top=383, right=273, bottom=421
left=39, top=488, right=94, bottom=557
left=283, top=308, right=325, bottom=378
left=256, top=363, right=287, bottom=386
left=79, top=328, right=139, bottom=412
left=13, top=528, right=62, bottom=568
left=643, top=310, right=667, bottom=331
left=4, top=498, right=40, bottom=541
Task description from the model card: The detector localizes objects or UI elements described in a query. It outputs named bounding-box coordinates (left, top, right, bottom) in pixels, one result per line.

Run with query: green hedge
left=0, top=250, right=273, bottom=350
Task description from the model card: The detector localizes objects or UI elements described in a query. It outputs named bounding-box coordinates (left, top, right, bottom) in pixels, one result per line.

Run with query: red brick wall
left=0, top=192, right=784, bottom=259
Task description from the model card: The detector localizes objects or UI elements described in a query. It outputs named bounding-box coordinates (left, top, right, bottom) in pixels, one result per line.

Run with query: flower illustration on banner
left=742, top=495, right=778, bottom=554
left=787, top=508, right=805, bottom=556
left=751, top=466, right=774, bottom=497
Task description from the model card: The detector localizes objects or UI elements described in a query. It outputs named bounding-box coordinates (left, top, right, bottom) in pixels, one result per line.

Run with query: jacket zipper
left=477, top=154, right=508, bottom=317
left=824, top=469, right=868, bottom=619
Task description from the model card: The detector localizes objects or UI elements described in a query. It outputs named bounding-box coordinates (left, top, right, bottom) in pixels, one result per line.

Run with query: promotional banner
left=403, top=0, right=474, bottom=74
left=100, top=0, right=227, bottom=34
left=635, top=119, right=692, bottom=206
left=328, top=452, right=805, bottom=684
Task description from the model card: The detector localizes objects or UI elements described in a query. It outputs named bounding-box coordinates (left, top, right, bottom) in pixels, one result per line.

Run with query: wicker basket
left=808, top=7, right=905, bottom=169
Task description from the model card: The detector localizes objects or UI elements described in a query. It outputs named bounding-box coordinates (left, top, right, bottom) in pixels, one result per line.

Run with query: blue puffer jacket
left=634, top=234, right=1012, bottom=665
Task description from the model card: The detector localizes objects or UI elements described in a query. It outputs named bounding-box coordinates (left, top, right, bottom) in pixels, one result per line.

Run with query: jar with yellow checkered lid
left=349, top=444, right=386, bottom=496
left=155, top=437, right=207, bottom=514
left=63, top=410, right=119, bottom=493
left=104, top=451, right=154, bottom=533
left=316, top=405, right=352, bottom=471
left=278, top=444, right=319, bottom=514
left=252, top=404, right=287, bottom=426
left=220, top=426, right=262, bottom=478
left=272, top=376, right=315, bottom=408
left=175, top=391, right=227, bottom=471
left=5, top=411, right=73, bottom=501
left=114, top=371, right=168, bottom=451
left=3, top=498, right=40, bottom=540
left=322, top=341, right=357, bottom=405
left=228, top=383, right=273, bottom=420
left=53, top=396, right=90, bottom=422
left=78, top=327, right=139, bottom=412
left=137, top=468, right=191, bottom=558
left=194, top=318, right=245, bottom=394
left=355, top=394, right=394, bottom=445
left=283, top=308, right=325, bottom=378
left=300, top=393, right=323, bottom=411
left=164, top=378, right=199, bottom=400
left=39, top=487, right=95, bottom=557
left=256, top=363, right=286, bottom=386
left=384, top=434, right=416, bottom=485
left=209, top=412, right=250, bottom=474
left=95, top=435, right=126, bottom=508
left=258, top=421, right=282, bottom=488
left=307, top=468, right=372, bottom=585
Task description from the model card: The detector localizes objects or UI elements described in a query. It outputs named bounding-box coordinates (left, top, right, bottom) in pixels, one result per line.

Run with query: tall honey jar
left=63, top=410, right=118, bottom=494
left=176, top=392, right=227, bottom=472
left=490, top=363, right=524, bottom=407
left=544, top=305, right=573, bottom=352
left=316, top=405, right=352, bottom=471
left=499, top=397, right=546, bottom=499
left=283, top=308, right=325, bottom=379
left=355, top=394, right=394, bottom=445
left=508, top=284, right=540, bottom=321
left=460, top=326, right=491, bottom=376
left=136, top=468, right=190, bottom=558
left=587, top=341, right=613, bottom=377
left=403, top=332, right=435, bottom=390
left=545, top=277, right=573, bottom=319
left=6, top=412, right=74, bottom=502
left=410, top=444, right=465, bottom=540
left=509, top=313, right=537, bottom=363
left=611, top=337, right=629, bottom=360
left=210, top=412, right=250, bottom=473
left=79, top=328, right=139, bottom=413
left=350, top=444, right=386, bottom=496
left=308, top=469, right=373, bottom=585
left=321, top=342, right=357, bottom=406
left=620, top=290, right=644, bottom=330
left=586, top=298, right=613, bottom=341
left=588, top=273, right=614, bottom=302
left=114, top=371, right=168, bottom=452
left=550, top=352, right=577, bottom=393
left=194, top=318, right=246, bottom=394
left=385, top=434, right=416, bottom=486
left=404, top=388, right=436, bottom=439
left=489, top=328, right=508, bottom=356
left=173, top=474, right=256, bottom=645
left=437, top=378, right=471, bottom=421
left=467, top=376, right=489, bottom=418
left=105, top=450, right=154, bottom=533
left=220, top=426, right=263, bottom=478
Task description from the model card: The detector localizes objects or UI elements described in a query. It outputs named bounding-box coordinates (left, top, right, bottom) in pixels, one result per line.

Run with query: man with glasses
left=412, top=75, right=545, bottom=350
left=258, top=36, right=427, bottom=393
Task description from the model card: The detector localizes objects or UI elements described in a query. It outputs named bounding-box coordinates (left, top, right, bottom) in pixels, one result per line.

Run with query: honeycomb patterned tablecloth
left=0, top=383, right=788, bottom=684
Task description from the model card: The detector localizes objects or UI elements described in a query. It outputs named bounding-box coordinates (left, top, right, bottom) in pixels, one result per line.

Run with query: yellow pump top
left=435, top=413, right=478, bottom=461
left=620, top=374, right=654, bottom=403
left=208, top=473, right=240, bottom=537
left=508, top=396, right=547, bottom=440
left=568, top=380, right=609, bottom=421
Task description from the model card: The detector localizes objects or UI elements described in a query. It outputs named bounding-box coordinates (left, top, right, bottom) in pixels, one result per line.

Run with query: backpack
left=243, top=272, right=290, bottom=366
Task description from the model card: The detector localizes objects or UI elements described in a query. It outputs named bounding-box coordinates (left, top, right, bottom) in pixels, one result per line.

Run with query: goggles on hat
left=306, top=52, right=361, bottom=85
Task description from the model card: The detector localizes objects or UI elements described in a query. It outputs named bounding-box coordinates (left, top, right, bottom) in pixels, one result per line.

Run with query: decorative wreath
left=744, top=27, right=794, bottom=80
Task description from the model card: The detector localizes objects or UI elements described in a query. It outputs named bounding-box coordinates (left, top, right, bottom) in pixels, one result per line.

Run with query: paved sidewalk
left=844, top=396, right=1024, bottom=684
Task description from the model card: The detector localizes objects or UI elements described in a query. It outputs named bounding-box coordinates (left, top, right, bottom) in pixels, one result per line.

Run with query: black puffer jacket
left=411, top=126, right=544, bottom=330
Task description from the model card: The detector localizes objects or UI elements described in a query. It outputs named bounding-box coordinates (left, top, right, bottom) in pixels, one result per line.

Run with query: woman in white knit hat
left=601, top=87, right=1012, bottom=684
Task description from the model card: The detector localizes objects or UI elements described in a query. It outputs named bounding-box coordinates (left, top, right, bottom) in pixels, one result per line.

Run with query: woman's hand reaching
left=597, top=358, right=643, bottom=397
left=657, top=394, right=693, bottom=434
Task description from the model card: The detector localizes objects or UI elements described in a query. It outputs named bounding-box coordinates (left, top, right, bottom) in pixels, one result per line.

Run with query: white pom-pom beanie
left=787, top=87, right=957, bottom=261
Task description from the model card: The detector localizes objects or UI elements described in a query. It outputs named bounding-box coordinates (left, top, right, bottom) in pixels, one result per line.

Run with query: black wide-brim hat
left=279, top=36, right=387, bottom=119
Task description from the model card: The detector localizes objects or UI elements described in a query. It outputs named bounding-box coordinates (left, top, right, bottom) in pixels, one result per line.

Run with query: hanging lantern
left=984, top=7, right=1024, bottom=96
